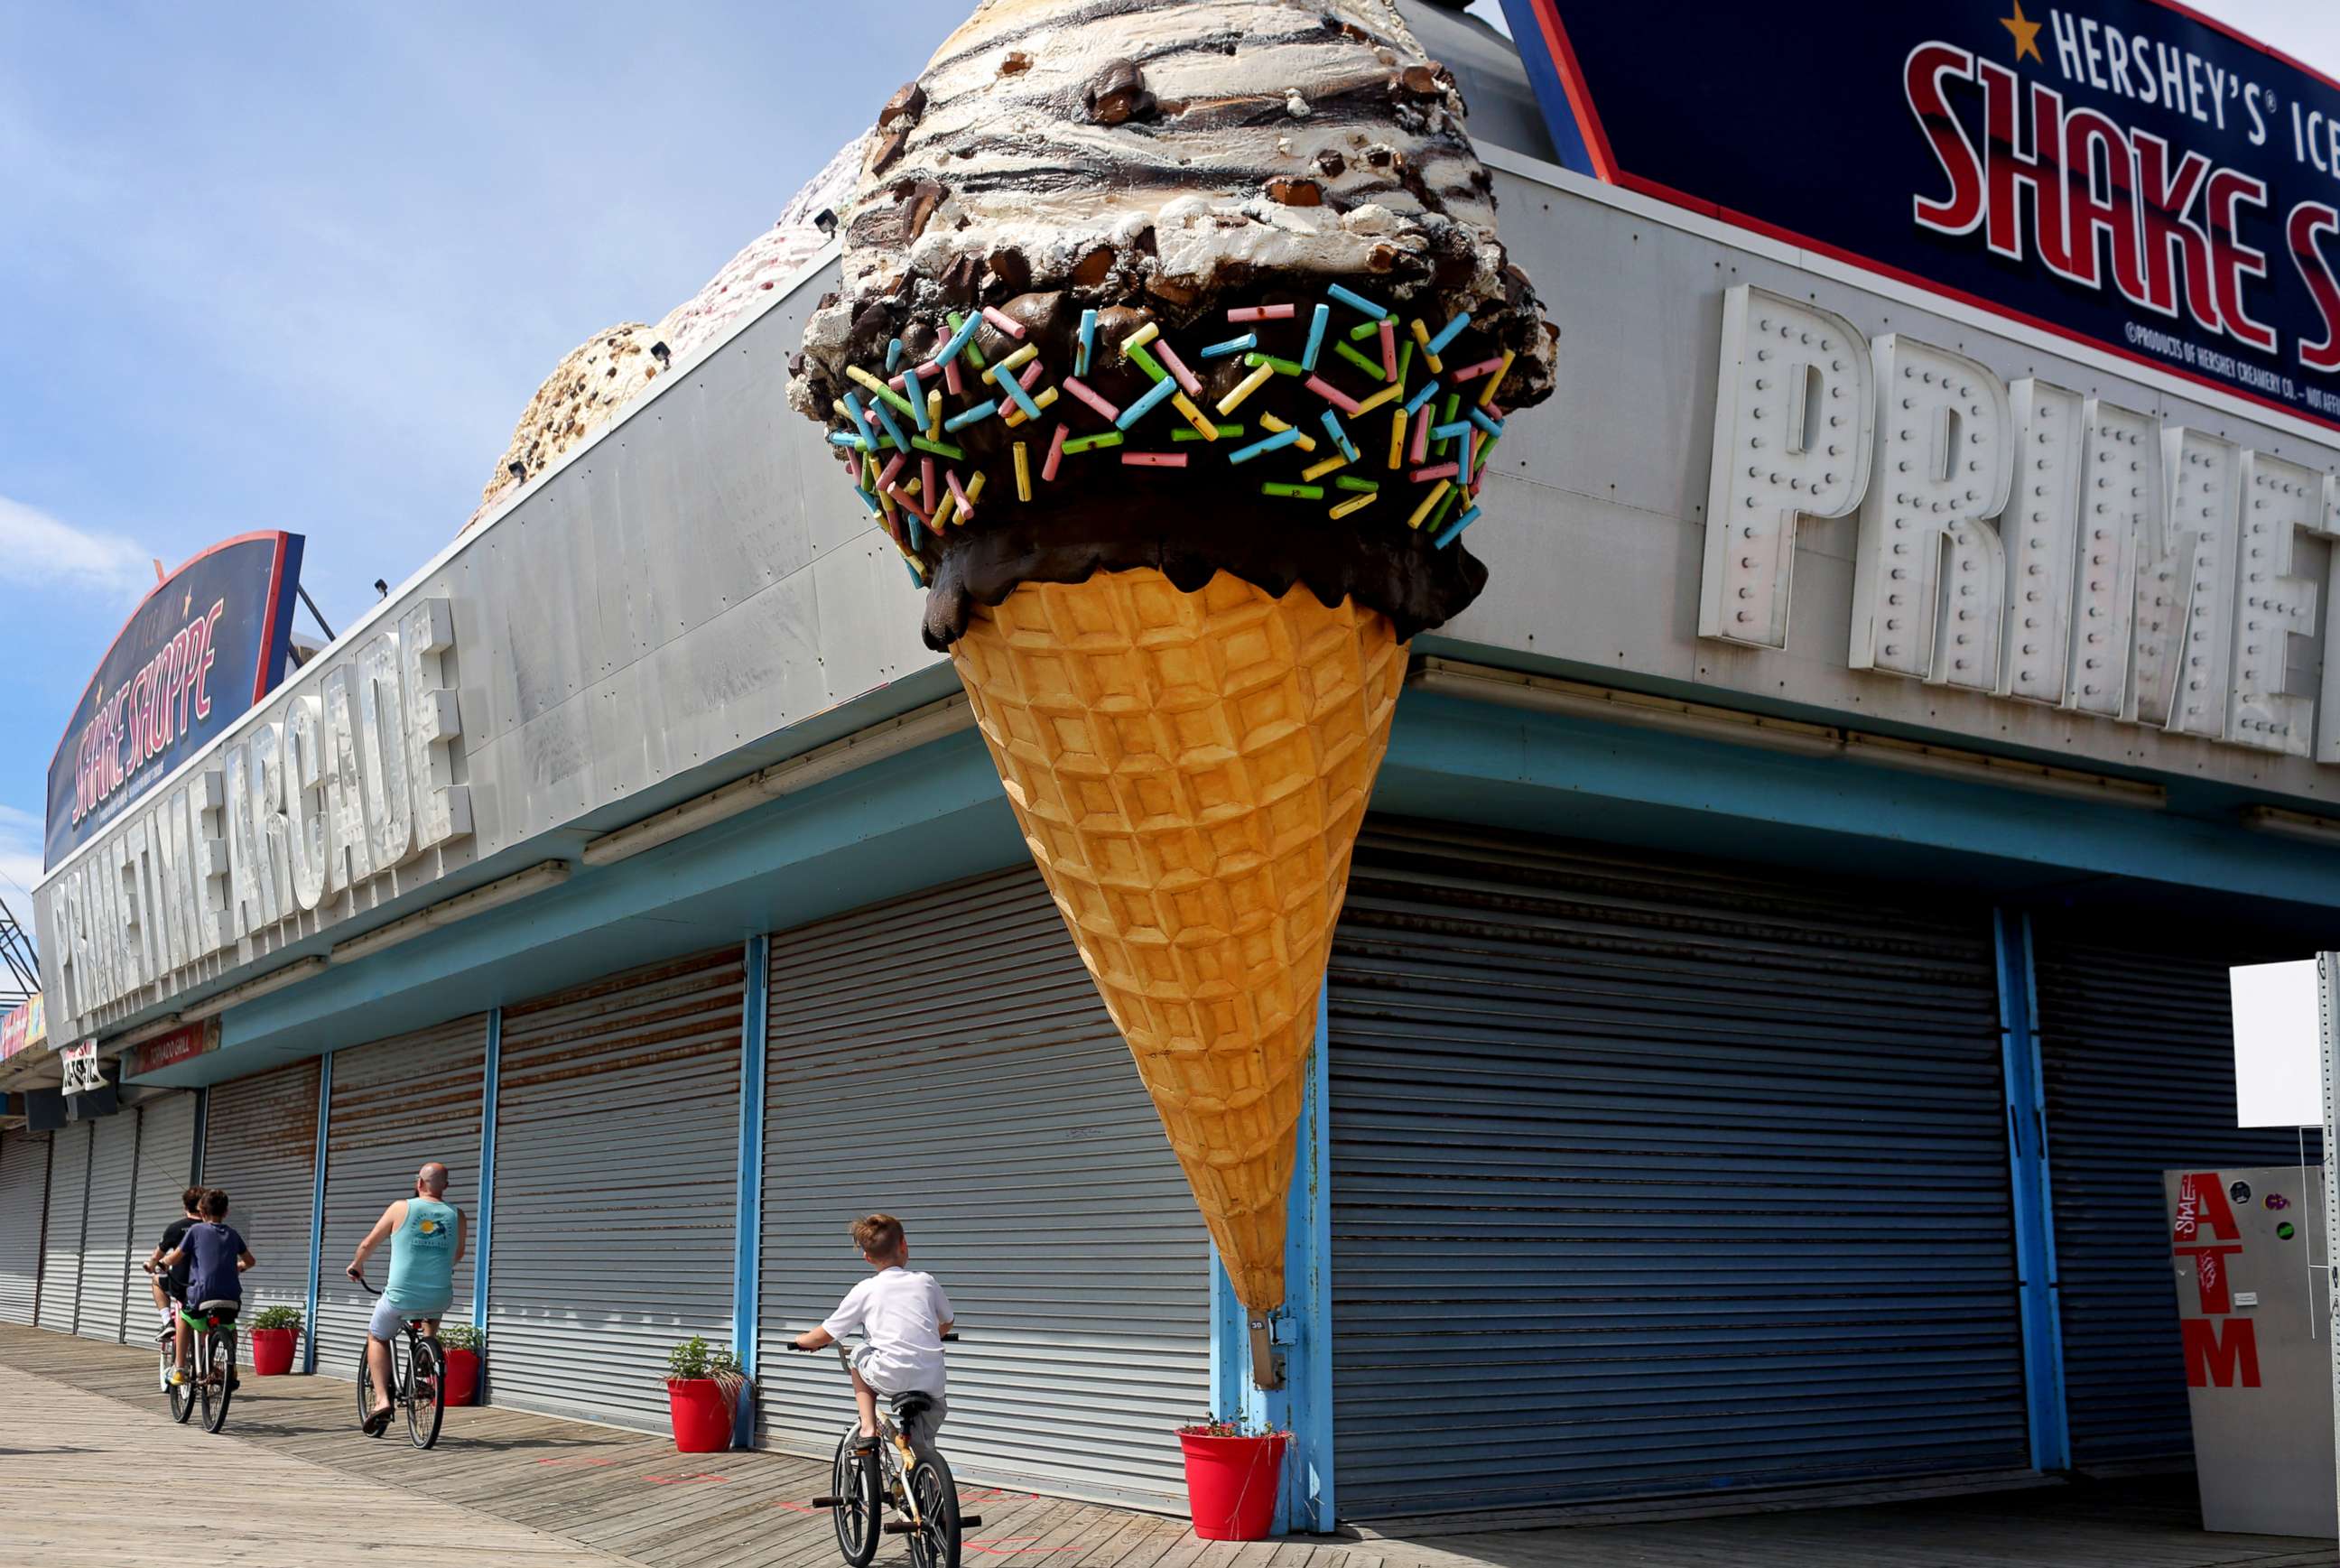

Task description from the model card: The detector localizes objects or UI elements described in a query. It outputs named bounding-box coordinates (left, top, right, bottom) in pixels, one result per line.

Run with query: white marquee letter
left=1850, top=336, right=2014, bottom=689
left=2225, top=452, right=2322, bottom=755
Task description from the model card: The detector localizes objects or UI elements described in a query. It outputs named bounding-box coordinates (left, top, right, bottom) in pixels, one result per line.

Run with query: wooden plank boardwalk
left=0, top=1323, right=2326, bottom=1568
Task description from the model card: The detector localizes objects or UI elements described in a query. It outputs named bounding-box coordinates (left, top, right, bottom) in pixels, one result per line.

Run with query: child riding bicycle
left=792, top=1213, right=954, bottom=1454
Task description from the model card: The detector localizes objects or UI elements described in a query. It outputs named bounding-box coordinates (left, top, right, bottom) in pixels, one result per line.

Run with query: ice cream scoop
left=794, top=0, right=1555, bottom=1313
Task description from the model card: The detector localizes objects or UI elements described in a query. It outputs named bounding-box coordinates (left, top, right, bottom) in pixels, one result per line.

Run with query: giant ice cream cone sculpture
left=792, top=0, right=1555, bottom=1310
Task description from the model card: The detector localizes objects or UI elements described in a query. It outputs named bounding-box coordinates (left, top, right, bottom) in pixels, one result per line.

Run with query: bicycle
left=166, top=1298, right=241, bottom=1433
left=348, top=1271, right=447, bottom=1450
left=790, top=1331, right=979, bottom=1568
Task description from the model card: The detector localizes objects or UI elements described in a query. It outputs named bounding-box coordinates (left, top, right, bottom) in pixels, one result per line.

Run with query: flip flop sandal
left=363, top=1406, right=394, bottom=1436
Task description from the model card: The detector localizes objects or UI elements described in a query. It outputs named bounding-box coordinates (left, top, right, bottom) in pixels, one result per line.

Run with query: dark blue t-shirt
left=181, top=1222, right=246, bottom=1307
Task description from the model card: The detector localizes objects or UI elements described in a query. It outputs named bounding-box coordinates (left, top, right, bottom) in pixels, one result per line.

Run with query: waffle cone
left=950, top=569, right=1405, bottom=1312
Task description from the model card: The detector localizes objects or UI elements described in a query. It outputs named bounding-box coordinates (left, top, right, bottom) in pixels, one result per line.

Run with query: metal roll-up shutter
left=200, top=1061, right=322, bottom=1315
left=2032, top=925, right=2319, bottom=1470
left=755, top=870, right=1211, bottom=1512
left=127, top=1096, right=199, bottom=1341
left=489, top=948, right=743, bottom=1429
left=0, top=1129, right=50, bottom=1324
left=76, top=1113, right=140, bottom=1343
left=314, top=1016, right=488, bottom=1379
left=39, top=1120, right=92, bottom=1334
left=1328, top=821, right=2029, bottom=1519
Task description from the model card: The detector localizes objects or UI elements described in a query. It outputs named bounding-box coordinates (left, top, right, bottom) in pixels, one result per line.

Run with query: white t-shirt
left=822, top=1266, right=954, bottom=1395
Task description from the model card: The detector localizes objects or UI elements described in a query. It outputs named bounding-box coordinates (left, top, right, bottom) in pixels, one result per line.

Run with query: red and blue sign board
left=43, top=532, right=303, bottom=869
left=1500, top=0, right=2340, bottom=431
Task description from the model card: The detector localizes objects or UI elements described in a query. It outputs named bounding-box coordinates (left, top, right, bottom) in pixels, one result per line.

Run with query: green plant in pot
left=250, top=1305, right=304, bottom=1332
left=436, top=1322, right=484, bottom=1353
left=665, top=1336, right=740, bottom=1382
left=664, top=1336, right=742, bottom=1454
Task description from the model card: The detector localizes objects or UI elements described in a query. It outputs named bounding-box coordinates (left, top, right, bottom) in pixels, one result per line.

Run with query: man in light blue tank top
left=345, top=1162, right=466, bottom=1433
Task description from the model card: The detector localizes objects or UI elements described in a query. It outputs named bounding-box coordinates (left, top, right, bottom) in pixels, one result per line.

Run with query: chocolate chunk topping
left=878, top=81, right=926, bottom=129
left=1084, top=59, right=1156, bottom=125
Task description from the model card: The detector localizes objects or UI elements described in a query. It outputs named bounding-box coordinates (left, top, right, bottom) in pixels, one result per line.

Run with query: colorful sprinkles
left=826, top=284, right=1518, bottom=565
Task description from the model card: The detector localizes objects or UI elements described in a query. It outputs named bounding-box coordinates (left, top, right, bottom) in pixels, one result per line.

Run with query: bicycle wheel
left=202, top=1329, right=236, bottom=1433
left=904, top=1452, right=960, bottom=1568
left=830, top=1427, right=880, bottom=1567
left=407, top=1335, right=446, bottom=1450
left=166, top=1337, right=193, bottom=1424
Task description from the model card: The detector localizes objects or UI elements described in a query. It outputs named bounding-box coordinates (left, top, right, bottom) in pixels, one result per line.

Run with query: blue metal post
left=302, top=1052, right=333, bottom=1375
left=1210, top=983, right=1334, bottom=1534
left=731, top=935, right=771, bottom=1448
left=1993, top=908, right=2069, bottom=1471
left=471, top=1009, right=501, bottom=1339
left=191, top=1086, right=209, bottom=1183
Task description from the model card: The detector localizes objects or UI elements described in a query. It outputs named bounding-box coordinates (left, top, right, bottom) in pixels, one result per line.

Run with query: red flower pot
left=250, top=1327, right=299, bottom=1376
left=1178, top=1432, right=1286, bottom=1541
left=667, top=1378, right=731, bottom=1452
left=443, top=1348, right=481, bottom=1406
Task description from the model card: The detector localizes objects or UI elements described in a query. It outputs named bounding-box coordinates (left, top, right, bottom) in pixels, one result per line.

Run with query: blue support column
left=1209, top=984, right=1334, bottom=1535
left=1993, top=909, right=2070, bottom=1471
left=191, top=1086, right=209, bottom=1183
left=471, top=1009, right=501, bottom=1339
left=731, top=935, right=771, bottom=1449
left=302, top=1051, right=333, bottom=1375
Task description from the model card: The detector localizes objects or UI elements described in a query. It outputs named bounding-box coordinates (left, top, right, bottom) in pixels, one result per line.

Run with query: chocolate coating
left=794, top=0, right=1556, bottom=646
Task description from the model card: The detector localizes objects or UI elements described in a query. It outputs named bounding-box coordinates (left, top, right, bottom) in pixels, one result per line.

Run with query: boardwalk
left=0, top=1323, right=2326, bottom=1568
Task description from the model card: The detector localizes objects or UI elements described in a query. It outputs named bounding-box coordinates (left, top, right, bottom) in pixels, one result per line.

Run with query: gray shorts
left=853, top=1348, right=948, bottom=1446
left=369, top=1297, right=446, bottom=1341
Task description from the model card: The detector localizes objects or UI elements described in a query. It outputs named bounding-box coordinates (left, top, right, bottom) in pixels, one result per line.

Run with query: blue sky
left=0, top=0, right=2330, bottom=906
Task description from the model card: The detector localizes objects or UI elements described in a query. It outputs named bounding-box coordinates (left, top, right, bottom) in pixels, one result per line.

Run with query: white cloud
left=0, top=803, right=43, bottom=906
left=0, top=496, right=153, bottom=599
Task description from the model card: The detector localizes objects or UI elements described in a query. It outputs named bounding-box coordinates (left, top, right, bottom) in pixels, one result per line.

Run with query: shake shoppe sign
left=45, top=533, right=303, bottom=869
left=1502, top=0, right=2340, bottom=429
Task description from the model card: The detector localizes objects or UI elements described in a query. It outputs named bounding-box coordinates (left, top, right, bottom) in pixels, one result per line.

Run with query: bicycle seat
left=196, top=1300, right=240, bottom=1319
left=891, top=1391, right=935, bottom=1422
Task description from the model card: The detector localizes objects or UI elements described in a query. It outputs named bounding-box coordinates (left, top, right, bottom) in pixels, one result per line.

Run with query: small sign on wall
left=2228, top=960, right=2320, bottom=1128
left=60, top=1039, right=104, bottom=1098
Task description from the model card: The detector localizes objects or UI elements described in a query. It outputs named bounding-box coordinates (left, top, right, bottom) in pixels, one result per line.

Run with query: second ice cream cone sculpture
left=792, top=0, right=1555, bottom=1311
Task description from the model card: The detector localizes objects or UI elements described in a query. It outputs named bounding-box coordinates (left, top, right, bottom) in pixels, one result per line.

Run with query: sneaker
left=167, top=1367, right=190, bottom=1387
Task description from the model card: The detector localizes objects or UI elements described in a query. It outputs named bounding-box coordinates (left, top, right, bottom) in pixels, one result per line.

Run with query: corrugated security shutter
left=1328, top=822, right=2029, bottom=1519
left=127, top=1096, right=198, bottom=1341
left=76, top=1112, right=140, bottom=1343
left=756, top=870, right=1211, bottom=1512
left=200, top=1061, right=322, bottom=1314
left=313, top=1016, right=488, bottom=1378
left=2032, top=924, right=2320, bottom=1469
left=39, top=1120, right=91, bottom=1334
left=489, top=948, right=742, bottom=1429
left=0, top=1128, right=50, bottom=1324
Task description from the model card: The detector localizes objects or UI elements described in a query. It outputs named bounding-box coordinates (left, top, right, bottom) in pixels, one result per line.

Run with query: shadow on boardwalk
left=0, top=1323, right=2325, bottom=1568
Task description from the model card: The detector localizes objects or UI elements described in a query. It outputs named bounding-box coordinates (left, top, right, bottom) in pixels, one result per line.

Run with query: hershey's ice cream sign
left=1700, top=285, right=2340, bottom=758
left=43, top=599, right=469, bottom=1021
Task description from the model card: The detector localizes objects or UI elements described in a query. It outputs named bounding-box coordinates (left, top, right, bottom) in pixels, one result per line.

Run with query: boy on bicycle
left=141, top=1185, right=206, bottom=1342
left=155, top=1188, right=255, bottom=1388
left=794, top=1214, right=953, bottom=1452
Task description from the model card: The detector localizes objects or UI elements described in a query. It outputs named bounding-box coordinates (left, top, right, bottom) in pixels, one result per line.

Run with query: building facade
left=5, top=9, right=2335, bottom=1533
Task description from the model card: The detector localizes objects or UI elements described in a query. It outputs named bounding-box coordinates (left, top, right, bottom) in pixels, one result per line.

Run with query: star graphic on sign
left=2001, top=0, right=2044, bottom=64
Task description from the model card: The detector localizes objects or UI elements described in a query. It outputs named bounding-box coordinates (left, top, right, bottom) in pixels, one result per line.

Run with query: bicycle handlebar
left=784, top=1331, right=961, bottom=1352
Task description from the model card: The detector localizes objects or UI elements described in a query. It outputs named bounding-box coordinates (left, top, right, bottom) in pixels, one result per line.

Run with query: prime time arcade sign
left=1504, top=0, right=2340, bottom=430
left=39, top=598, right=471, bottom=1028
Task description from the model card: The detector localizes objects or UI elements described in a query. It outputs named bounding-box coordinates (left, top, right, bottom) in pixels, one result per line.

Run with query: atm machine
left=2163, top=1166, right=2335, bottom=1538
